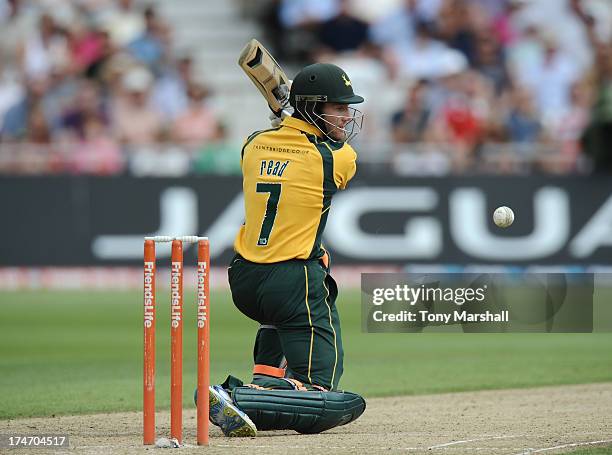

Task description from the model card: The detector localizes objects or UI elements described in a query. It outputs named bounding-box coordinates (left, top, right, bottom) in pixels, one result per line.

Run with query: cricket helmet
left=289, top=63, right=364, bottom=142
left=289, top=63, right=364, bottom=106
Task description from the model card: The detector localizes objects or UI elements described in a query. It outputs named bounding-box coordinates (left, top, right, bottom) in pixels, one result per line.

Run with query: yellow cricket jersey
left=234, top=116, right=357, bottom=263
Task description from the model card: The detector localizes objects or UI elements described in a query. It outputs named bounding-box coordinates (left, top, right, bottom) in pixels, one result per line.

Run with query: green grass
left=0, top=290, right=611, bottom=419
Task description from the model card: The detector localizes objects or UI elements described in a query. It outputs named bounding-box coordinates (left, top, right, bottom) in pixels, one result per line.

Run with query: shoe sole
left=209, top=387, right=257, bottom=437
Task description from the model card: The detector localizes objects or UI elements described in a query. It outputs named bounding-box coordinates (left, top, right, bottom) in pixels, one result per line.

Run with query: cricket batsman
left=199, top=63, right=367, bottom=436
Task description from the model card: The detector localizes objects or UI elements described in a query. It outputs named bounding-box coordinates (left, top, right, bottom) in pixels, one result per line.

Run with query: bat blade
left=238, top=39, right=290, bottom=115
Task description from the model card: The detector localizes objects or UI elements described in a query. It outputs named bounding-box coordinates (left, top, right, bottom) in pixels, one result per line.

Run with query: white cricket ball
left=493, top=206, right=514, bottom=228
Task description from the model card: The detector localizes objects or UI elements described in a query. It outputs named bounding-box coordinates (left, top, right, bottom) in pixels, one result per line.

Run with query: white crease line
left=435, top=449, right=534, bottom=451
left=217, top=444, right=420, bottom=451
left=429, top=435, right=522, bottom=449
left=216, top=444, right=535, bottom=451
left=514, top=438, right=612, bottom=455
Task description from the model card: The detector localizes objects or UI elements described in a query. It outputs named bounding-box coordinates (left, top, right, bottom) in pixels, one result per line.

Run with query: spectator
left=1, top=77, right=52, bottom=141
left=257, top=0, right=286, bottom=60
left=127, top=5, right=167, bottom=74
left=152, top=55, right=194, bottom=121
left=504, top=86, right=543, bottom=144
left=581, top=39, right=612, bottom=173
left=472, top=31, right=508, bottom=94
left=76, top=0, right=117, bottom=23
left=171, top=81, right=222, bottom=145
left=427, top=69, right=490, bottom=171
left=277, top=0, right=339, bottom=62
left=84, top=29, right=116, bottom=81
left=391, top=80, right=432, bottom=143
left=192, top=124, right=241, bottom=175
left=434, top=0, right=477, bottom=64
left=44, top=64, right=81, bottom=132
left=6, top=99, right=57, bottom=174
left=369, top=0, right=439, bottom=53
left=438, top=91, right=482, bottom=148
left=0, top=68, right=24, bottom=126
left=67, top=21, right=106, bottom=74
left=102, top=0, right=144, bottom=47
left=26, top=101, right=51, bottom=143
left=112, top=66, right=163, bottom=144
left=17, top=13, right=70, bottom=80
left=0, top=0, right=609, bottom=176
left=492, top=0, right=529, bottom=48
left=513, top=31, right=581, bottom=124
left=553, top=81, right=592, bottom=171
left=316, top=0, right=370, bottom=54
left=279, top=0, right=338, bottom=28
left=0, top=0, right=38, bottom=71
left=60, top=79, right=107, bottom=139
left=71, top=115, right=123, bottom=174
left=506, top=25, right=543, bottom=84
left=395, top=22, right=460, bottom=80
left=0, top=0, right=10, bottom=23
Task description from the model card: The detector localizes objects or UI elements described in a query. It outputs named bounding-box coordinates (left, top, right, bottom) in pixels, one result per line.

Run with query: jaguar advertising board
left=1, top=175, right=611, bottom=266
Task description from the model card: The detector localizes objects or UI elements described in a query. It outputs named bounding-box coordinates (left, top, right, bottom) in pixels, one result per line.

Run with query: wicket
left=143, top=236, right=210, bottom=446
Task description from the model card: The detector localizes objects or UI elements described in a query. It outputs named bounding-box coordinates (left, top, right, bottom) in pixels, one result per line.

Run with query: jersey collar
left=281, top=116, right=323, bottom=138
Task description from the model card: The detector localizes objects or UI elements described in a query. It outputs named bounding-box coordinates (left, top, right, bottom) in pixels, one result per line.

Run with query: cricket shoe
left=196, top=385, right=257, bottom=437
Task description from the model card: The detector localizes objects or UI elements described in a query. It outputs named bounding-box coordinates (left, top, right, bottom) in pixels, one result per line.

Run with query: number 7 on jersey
left=256, top=182, right=281, bottom=246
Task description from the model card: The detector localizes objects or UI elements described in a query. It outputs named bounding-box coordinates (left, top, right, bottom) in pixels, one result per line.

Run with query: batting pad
left=232, top=387, right=366, bottom=434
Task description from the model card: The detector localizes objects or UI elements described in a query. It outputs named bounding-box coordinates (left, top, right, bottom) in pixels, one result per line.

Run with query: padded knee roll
left=232, top=387, right=366, bottom=434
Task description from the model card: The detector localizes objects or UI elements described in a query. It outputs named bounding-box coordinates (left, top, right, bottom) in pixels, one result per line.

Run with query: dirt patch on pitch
left=1, top=383, right=611, bottom=455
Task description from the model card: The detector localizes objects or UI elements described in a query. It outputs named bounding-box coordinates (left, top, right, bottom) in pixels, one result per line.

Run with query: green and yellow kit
left=234, top=116, right=356, bottom=263
left=229, top=116, right=357, bottom=391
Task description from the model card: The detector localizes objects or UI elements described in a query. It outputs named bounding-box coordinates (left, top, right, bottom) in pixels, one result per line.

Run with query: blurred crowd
left=0, top=0, right=232, bottom=175
left=259, top=0, right=612, bottom=174
left=1, top=0, right=611, bottom=176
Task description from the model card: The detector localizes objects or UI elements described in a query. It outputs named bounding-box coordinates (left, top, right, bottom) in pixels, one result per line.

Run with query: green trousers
left=228, top=255, right=344, bottom=391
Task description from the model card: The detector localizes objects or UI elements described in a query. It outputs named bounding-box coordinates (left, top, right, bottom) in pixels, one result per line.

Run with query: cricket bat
left=238, top=39, right=291, bottom=117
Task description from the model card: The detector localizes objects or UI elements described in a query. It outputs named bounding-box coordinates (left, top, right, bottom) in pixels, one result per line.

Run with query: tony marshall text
left=371, top=310, right=509, bottom=323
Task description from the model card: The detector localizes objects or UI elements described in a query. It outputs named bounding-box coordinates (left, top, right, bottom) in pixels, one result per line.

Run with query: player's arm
left=332, top=143, right=357, bottom=190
